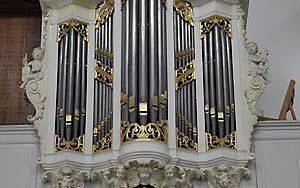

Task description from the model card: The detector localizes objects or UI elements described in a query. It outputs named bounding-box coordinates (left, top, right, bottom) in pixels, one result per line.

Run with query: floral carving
left=43, top=168, right=90, bottom=188
left=202, top=166, right=250, bottom=188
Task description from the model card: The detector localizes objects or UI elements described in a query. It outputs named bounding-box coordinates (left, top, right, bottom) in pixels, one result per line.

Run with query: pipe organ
left=200, top=16, right=237, bottom=150
left=173, top=1, right=198, bottom=151
left=22, top=0, right=264, bottom=186
left=120, top=0, right=168, bottom=143
left=55, top=19, right=88, bottom=152
left=93, top=0, right=114, bottom=153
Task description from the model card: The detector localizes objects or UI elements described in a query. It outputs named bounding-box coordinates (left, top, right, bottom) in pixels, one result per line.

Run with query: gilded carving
left=176, top=60, right=195, bottom=90
left=121, top=121, right=168, bottom=143
left=206, top=132, right=237, bottom=150
left=55, top=135, right=85, bottom=152
left=177, top=130, right=198, bottom=151
left=96, top=0, right=114, bottom=28
left=93, top=130, right=112, bottom=153
left=94, top=60, right=114, bottom=87
left=175, top=48, right=195, bottom=59
left=174, top=0, right=194, bottom=26
left=200, top=15, right=232, bottom=38
left=57, top=19, right=88, bottom=41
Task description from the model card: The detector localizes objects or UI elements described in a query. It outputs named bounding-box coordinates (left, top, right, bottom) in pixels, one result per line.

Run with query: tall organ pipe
left=139, top=0, right=148, bottom=124
left=128, top=0, right=138, bottom=123
left=221, top=30, right=230, bottom=135
left=214, top=26, right=224, bottom=138
left=208, top=30, right=217, bottom=135
left=202, top=35, right=210, bottom=134
left=120, top=0, right=168, bottom=141
left=226, top=34, right=236, bottom=133
left=149, top=0, right=159, bottom=123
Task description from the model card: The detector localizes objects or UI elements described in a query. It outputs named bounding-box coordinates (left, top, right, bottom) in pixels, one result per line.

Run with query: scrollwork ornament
left=202, top=166, right=250, bottom=188
left=43, top=168, right=90, bottom=188
left=121, top=121, right=168, bottom=143
left=200, top=15, right=232, bottom=38
left=21, top=47, right=46, bottom=123
left=244, top=41, right=270, bottom=115
left=174, top=0, right=194, bottom=26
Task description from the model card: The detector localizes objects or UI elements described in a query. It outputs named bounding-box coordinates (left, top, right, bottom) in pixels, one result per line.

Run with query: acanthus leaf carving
left=202, top=166, right=250, bottom=188
left=91, top=160, right=201, bottom=188
left=43, top=168, right=90, bottom=188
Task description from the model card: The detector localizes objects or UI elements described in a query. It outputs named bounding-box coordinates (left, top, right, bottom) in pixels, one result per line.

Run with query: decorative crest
left=200, top=15, right=232, bottom=38
left=57, top=19, right=88, bottom=41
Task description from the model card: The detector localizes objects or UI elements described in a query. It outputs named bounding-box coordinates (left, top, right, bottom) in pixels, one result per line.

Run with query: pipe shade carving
left=200, top=15, right=237, bottom=150
left=55, top=19, right=88, bottom=152
left=120, top=0, right=168, bottom=143
left=93, top=0, right=114, bottom=153
left=173, top=1, right=198, bottom=151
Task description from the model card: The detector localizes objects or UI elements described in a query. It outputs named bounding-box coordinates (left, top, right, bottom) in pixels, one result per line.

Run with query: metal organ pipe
left=173, top=1, right=198, bottom=151
left=200, top=15, right=237, bottom=150
left=93, top=1, right=114, bottom=152
left=55, top=19, right=88, bottom=152
left=120, top=0, right=168, bottom=143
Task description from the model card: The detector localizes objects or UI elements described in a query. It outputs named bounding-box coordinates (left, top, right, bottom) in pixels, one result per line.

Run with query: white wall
left=247, top=0, right=300, bottom=118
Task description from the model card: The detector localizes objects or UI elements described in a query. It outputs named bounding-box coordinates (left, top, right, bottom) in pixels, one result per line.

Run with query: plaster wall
left=247, top=0, right=300, bottom=119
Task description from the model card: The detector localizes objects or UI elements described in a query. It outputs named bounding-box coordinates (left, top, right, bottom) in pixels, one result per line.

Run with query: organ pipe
left=173, top=0, right=198, bottom=151
left=121, top=0, right=168, bottom=143
left=200, top=15, right=237, bottom=150
left=93, top=0, right=114, bottom=153
left=55, top=19, right=88, bottom=152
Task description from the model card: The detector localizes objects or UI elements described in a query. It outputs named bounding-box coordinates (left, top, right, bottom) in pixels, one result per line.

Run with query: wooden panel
left=0, top=14, right=41, bottom=124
